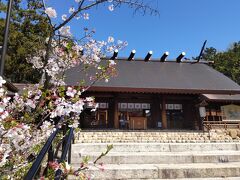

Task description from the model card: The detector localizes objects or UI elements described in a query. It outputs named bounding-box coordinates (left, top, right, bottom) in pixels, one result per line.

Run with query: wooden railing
left=203, top=121, right=240, bottom=131
left=24, top=123, right=74, bottom=180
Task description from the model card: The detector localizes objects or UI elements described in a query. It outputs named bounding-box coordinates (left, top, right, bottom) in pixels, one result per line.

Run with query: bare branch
left=54, top=0, right=108, bottom=31
left=114, top=0, right=159, bottom=16
left=54, top=0, right=158, bottom=32
left=41, top=0, right=55, bottom=28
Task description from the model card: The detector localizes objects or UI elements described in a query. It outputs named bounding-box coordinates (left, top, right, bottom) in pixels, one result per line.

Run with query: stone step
left=71, top=151, right=240, bottom=164
left=78, top=130, right=206, bottom=133
left=72, top=143, right=240, bottom=153
left=77, top=133, right=209, bottom=137
left=76, top=130, right=240, bottom=143
left=122, top=178, right=240, bottom=180
left=68, top=176, right=240, bottom=180
left=77, top=140, right=239, bottom=143
left=70, top=162, right=240, bottom=179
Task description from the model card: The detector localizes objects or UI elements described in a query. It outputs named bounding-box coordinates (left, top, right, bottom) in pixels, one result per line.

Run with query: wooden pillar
left=183, top=102, right=194, bottom=129
left=108, top=99, right=113, bottom=128
left=151, top=96, right=161, bottom=128
left=161, top=97, right=167, bottom=129
left=113, top=99, right=119, bottom=129
left=108, top=97, right=118, bottom=129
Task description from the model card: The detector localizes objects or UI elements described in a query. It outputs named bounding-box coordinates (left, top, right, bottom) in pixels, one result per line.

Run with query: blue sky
left=38, top=0, right=240, bottom=59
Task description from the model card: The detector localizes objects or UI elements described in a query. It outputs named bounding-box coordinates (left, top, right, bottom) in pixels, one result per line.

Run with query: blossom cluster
left=28, top=34, right=126, bottom=86
left=46, top=158, right=105, bottom=179
left=0, top=81, right=57, bottom=171
left=26, top=0, right=130, bottom=87
left=0, top=78, right=96, bottom=178
left=46, top=144, right=113, bottom=179
left=45, top=0, right=115, bottom=20
left=1, top=0, right=133, bottom=179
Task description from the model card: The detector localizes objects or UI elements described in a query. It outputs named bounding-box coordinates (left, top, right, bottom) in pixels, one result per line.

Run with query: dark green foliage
left=0, top=0, right=50, bottom=83
left=202, top=42, right=240, bottom=85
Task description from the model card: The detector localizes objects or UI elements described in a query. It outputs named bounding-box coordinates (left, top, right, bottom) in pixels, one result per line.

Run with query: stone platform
left=76, top=129, right=240, bottom=143
left=71, top=142, right=240, bottom=179
left=69, top=130, right=240, bottom=179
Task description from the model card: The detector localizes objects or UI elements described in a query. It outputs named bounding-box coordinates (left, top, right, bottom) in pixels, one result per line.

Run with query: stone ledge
left=70, top=162, right=240, bottom=179
left=76, top=130, right=240, bottom=143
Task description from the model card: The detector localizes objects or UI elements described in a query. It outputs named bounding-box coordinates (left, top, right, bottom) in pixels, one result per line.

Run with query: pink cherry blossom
left=108, top=4, right=114, bottom=11
left=0, top=0, right=155, bottom=178
left=59, top=26, right=72, bottom=37
left=108, top=36, right=114, bottom=43
left=0, top=76, right=6, bottom=87
left=109, top=60, right=116, bottom=66
left=45, top=7, right=57, bottom=18
left=69, top=7, right=75, bottom=14
left=66, top=87, right=77, bottom=97
left=83, top=13, right=89, bottom=20
left=62, top=14, right=67, bottom=21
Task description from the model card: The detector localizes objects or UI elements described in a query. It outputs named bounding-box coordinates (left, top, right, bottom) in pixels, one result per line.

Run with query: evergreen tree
left=202, top=42, right=240, bottom=85
left=0, top=0, right=51, bottom=83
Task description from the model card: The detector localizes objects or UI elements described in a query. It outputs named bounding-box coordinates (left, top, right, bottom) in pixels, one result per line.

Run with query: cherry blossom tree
left=0, top=0, right=158, bottom=179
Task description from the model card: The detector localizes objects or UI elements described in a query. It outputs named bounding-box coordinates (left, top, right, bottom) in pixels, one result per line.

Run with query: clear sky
left=45, top=0, right=240, bottom=59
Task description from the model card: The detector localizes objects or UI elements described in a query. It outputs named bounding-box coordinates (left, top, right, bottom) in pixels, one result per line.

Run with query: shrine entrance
left=166, top=109, right=184, bottom=129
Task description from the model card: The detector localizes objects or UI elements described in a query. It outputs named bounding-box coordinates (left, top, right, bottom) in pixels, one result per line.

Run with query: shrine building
left=65, top=51, right=240, bottom=130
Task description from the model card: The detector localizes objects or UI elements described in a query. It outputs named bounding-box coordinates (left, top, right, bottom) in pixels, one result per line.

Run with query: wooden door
left=97, top=110, right=108, bottom=128
left=167, top=110, right=184, bottom=129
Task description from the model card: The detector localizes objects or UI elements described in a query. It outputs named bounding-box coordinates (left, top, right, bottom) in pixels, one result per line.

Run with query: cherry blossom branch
left=41, top=0, right=55, bottom=28
left=37, top=112, right=51, bottom=128
left=93, top=144, right=113, bottom=164
left=114, top=0, right=159, bottom=16
left=54, top=0, right=92, bottom=31
left=43, top=32, right=54, bottom=89
left=83, top=67, right=112, bottom=92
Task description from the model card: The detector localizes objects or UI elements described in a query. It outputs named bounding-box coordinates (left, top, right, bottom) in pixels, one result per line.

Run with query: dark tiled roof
left=65, top=60, right=240, bottom=94
left=202, top=94, right=240, bottom=102
left=12, top=83, right=31, bottom=94
left=5, top=81, right=18, bottom=92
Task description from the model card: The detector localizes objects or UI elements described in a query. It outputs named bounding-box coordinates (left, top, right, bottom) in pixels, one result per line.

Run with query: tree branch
left=41, top=0, right=55, bottom=28
left=54, top=0, right=107, bottom=31
left=114, top=0, right=159, bottom=16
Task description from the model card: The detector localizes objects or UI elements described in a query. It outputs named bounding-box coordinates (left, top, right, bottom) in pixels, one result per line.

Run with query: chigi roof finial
left=144, top=51, right=153, bottom=62
left=128, top=50, right=136, bottom=61
left=176, top=52, right=186, bottom=63
left=111, top=49, right=118, bottom=60
left=160, top=51, right=169, bottom=62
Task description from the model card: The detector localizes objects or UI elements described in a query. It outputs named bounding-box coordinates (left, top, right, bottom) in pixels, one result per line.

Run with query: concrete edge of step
left=72, top=142, right=240, bottom=145
left=71, top=162, right=240, bottom=169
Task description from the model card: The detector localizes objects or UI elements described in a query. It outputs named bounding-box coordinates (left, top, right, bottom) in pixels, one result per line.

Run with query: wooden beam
left=176, top=52, right=186, bottom=63
left=197, top=40, right=207, bottom=63
left=160, top=52, right=169, bottom=62
left=79, top=48, right=84, bottom=56
left=111, top=49, right=118, bottom=60
left=144, top=51, right=153, bottom=62
left=128, top=50, right=136, bottom=61
left=113, top=99, right=119, bottom=129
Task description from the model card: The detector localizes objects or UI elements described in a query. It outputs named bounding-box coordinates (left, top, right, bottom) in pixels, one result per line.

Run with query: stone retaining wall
left=76, top=129, right=240, bottom=143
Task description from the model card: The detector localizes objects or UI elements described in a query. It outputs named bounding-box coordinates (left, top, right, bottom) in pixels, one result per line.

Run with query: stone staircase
left=70, top=131, right=240, bottom=179
left=76, top=130, right=240, bottom=143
